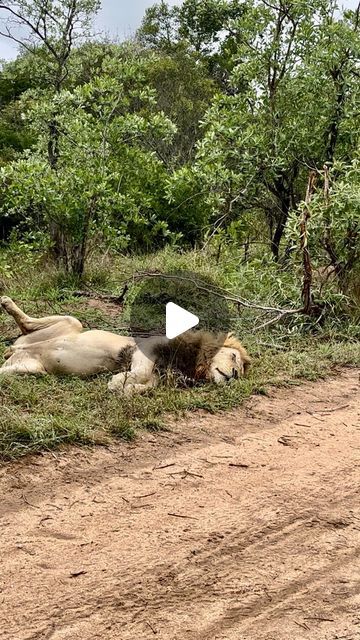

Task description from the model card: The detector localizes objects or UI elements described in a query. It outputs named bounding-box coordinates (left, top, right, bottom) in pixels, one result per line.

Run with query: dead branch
left=73, top=290, right=125, bottom=305
left=127, top=271, right=303, bottom=320
left=254, top=310, right=298, bottom=332
left=71, top=271, right=305, bottom=332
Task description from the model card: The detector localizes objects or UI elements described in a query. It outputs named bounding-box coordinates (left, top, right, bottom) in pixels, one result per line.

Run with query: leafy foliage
left=0, top=0, right=359, bottom=304
left=168, top=0, right=360, bottom=263
left=287, top=157, right=360, bottom=297
left=0, top=57, right=179, bottom=274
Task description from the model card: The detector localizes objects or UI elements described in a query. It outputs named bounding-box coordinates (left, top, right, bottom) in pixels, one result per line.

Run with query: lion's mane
left=153, top=331, right=251, bottom=381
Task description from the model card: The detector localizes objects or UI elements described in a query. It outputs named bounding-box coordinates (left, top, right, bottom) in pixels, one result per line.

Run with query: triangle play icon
left=166, top=302, right=199, bottom=339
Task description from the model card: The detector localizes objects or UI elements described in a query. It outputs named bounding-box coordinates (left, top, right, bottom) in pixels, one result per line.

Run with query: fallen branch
left=254, top=310, right=300, bottom=332
left=71, top=270, right=305, bottom=332
left=145, top=620, right=158, bottom=635
left=73, top=288, right=127, bottom=305
left=126, top=271, right=304, bottom=328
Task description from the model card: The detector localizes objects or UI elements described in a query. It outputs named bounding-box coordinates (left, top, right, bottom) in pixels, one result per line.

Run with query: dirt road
left=0, top=369, right=359, bottom=640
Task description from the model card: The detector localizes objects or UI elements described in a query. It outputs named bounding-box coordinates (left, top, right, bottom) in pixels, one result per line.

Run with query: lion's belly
left=41, top=331, right=136, bottom=376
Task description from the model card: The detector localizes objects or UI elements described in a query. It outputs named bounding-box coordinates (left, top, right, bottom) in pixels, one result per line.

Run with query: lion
left=0, top=296, right=250, bottom=395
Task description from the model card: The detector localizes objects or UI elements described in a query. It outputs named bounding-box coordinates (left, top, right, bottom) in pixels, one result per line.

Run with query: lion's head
left=155, top=331, right=251, bottom=384
left=194, top=332, right=251, bottom=383
left=109, top=331, right=251, bottom=395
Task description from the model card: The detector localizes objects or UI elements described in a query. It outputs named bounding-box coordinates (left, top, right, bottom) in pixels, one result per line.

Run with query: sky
left=0, top=0, right=358, bottom=61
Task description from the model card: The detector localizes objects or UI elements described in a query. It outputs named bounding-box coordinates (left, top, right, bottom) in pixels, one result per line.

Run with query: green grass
left=1, top=245, right=359, bottom=461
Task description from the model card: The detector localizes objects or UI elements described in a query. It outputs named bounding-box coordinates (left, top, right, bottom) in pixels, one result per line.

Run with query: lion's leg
left=0, top=354, right=46, bottom=376
left=108, top=373, right=158, bottom=395
left=1, top=296, right=82, bottom=335
left=108, top=348, right=157, bottom=394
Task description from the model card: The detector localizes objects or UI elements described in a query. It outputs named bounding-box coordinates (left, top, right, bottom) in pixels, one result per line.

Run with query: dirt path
left=0, top=369, right=359, bottom=640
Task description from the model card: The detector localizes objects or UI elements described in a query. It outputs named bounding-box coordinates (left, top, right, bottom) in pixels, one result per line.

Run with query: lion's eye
left=232, top=353, right=237, bottom=362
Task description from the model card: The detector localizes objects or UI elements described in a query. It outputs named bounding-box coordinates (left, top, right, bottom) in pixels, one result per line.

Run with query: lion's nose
left=232, top=368, right=239, bottom=379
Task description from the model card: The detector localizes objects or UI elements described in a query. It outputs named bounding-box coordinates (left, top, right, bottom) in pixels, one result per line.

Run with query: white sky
left=0, top=0, right=358, bottom=61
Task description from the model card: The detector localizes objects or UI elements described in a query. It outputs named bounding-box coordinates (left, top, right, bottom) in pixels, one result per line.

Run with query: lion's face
left=209, top=346, right=246, bottom=384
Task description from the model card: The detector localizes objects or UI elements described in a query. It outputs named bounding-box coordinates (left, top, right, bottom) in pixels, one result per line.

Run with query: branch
left=127, top=271, right=304, bottom=317
left=0, top=3, right=60, bottom=61
left=277, top=18, right=298, bottom=83
left=0, top=25, right=35, bottom=53
left=299, top=171, right=316, bottom=313
left=254, top=309, right=300, bottom=331
left=354, top=1, right=360, bottom=31
left=72, top=270, right=306, bottom=333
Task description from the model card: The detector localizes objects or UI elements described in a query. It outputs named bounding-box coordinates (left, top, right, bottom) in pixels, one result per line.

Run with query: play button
left=166, top=302, right=199, bottom=339
left=127, top=269, right=232, bottom=356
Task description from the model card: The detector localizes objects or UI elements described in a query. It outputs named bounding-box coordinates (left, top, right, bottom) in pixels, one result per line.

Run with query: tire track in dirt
left=0, top=368, right=359, bottom=640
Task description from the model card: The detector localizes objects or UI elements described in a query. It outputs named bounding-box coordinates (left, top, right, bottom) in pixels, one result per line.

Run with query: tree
left=136, top=1, right=181, bottom=52
left=0, top=1, right=100, bottom=91
left=146, top=48, right=216, bottom=166
left=178, top=0, right=244, bottom=56
left=169, top=0, right=360, bottom=260
left=137, top=0, right=247, bottom=87
left=0, top=0, right=101, bottom=260
left=302, top=160, right=360, bottom=295
left=0, top=56, right=176, bottom=276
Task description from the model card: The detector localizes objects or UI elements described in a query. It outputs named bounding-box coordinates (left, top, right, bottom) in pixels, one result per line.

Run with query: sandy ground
left=0, top=368, right=359, bottom=640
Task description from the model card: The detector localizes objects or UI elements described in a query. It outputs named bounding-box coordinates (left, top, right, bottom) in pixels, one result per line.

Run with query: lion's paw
left=3, top=346, right=14, bottom=360
left=108, top=372, right=130, bottom=394
left=108, top=374, right=151, bottom=396
left=0, top=296, right=14, bottom=310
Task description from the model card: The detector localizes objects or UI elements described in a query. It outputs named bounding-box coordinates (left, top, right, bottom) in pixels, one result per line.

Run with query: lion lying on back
left=0, top=297, right=250, bottom=395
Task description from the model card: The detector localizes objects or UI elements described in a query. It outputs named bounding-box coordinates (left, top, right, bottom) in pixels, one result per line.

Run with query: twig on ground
left=315, top=404, right=349, bottom=413
left=153, top=462, right=175, bottom=470
left=170, top=470, right=204, bottom=479
left=70, top=570, right=87, bottom=578
left=145, top=620, right=158, bottom=635
left=229, top=463, right=250, bottom=468
left=131, top=504, right=153, bottom=509
left=258, top=341, right=288, bottom=350
left=254, top=310, right=301, bottom=331
left=304, top=616, right=334, bottom=622
left=21, top=493, right=40, bottom=509
left=294, top=620, right=310, bottom=631
left=168, top=512, right=198, bottom=520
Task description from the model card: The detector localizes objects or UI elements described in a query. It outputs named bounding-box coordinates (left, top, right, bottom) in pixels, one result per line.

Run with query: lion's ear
left=242, top=354, right=251, bottom=376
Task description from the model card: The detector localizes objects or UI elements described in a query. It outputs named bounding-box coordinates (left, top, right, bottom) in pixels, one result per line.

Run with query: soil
left=0, top=368, right=359, bottom=640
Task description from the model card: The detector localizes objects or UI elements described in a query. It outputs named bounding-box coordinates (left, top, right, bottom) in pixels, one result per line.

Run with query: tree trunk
left=268, top=165, right=299, bottom=261
left=47, top=71, right=63, bottom=259
left=300, top=172, right=316, bottom=313
left=49, top=222, right=68, bottom=270
left=270, top=190, right=291, bottom=261
left=69, top=196, right=97, bottom=277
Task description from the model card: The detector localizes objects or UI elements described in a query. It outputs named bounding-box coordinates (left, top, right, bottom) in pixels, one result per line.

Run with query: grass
left=1, top=245, right=359, bottom=461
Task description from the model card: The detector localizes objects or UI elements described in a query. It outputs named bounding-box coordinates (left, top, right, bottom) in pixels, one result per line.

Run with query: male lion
left=0, top=296, right=250, bottom=395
